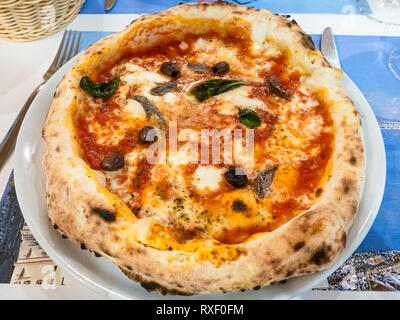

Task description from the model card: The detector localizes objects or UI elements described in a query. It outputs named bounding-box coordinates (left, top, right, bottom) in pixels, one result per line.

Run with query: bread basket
left=0, top=0, right=85, bottom=42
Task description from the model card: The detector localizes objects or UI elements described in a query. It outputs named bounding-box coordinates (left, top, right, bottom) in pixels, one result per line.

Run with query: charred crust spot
left=341, top=231, right=347, bottom=247
left=53, top=224, right=58, bottom=230
left=294, top=241, right=305, bottom=251
left=92, top=208, right=116, bottom=222
left=342, top=178, right=353, bottom=194
left=350, top=156, right=357, bottom=165
left=270, top=259, right=281, bottom=265
left=310, top=248, right=329, bottom=266
left=315, top=188, right=323, bottom=196
left=253, top=285, right=261, bottom=291
left=125, top=265, right=133, bottom=271
left=240, top=288, right=246, bottom=292
left=94, top=251, right=101, bottom=257
left=161, top=288, right=168, bottom=295
left=286, top=19, right=298, bottom=28
left=61, top=234, right=67, bottom=239
left=286, top=270, right=294, bottom=277
left=80, top=243, right=86, bottom=250
left=140, top=281, right=161, bottom=292
left=279, top=280, right=287, bottom=284
left=298, top=31, right=316, bottom=51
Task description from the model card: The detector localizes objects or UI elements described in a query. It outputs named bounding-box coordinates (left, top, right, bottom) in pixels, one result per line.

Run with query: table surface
left=0, top=0, right=400, bottom=299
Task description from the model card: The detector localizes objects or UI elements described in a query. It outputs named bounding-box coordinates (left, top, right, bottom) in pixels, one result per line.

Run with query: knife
left=105, top=0, right=117, bottom=11
left=321, top=27, right=341, bottom=69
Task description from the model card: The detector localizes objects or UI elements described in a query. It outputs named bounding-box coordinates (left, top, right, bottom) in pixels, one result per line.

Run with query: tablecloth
left=0, top=0, right=399, bottom=295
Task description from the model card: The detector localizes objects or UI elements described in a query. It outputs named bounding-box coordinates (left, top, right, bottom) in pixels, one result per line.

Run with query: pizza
left=42, top=1, right=365, bottom=295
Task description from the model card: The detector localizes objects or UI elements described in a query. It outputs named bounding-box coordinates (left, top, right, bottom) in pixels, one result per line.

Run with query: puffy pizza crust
left=43, top=1, right=365, bottom=295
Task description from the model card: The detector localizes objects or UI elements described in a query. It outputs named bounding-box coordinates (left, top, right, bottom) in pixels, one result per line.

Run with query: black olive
left=101, top=153, right=124, bottom=171
left=139, top=126, right=158, bottom=144
left=212, top=61, right=230, bottom=75
left=224, top=166, right=248, bottom=188
left=232, top=200, right=247, bottom=212
left=160, top=62, right=180, bottom=78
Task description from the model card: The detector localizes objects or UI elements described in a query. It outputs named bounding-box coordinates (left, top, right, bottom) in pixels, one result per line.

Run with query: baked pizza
left=43, top=1, right=365, bottom=295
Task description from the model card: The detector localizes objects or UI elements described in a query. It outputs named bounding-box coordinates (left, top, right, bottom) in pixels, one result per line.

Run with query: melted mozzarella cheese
left=217, top=86, right=268, bottom=115
left=192, top=166, right=224, bottom=192
left=122, top=63, right=180, bottom=105
left=122, top=63, right=168, bottom=94
left=124, top=99, right=147, bottom=120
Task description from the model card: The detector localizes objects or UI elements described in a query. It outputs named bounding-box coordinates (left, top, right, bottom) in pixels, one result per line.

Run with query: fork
left=0, top=30, right=82, bottom=171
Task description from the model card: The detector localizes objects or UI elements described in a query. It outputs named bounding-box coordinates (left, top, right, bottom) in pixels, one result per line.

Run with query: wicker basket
left=0, top=0, right=86, bottom=42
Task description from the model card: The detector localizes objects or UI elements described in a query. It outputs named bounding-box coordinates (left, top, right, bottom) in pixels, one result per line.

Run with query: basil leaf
left=190, top=79, right=245, bottom=102
left=80, top=64, right=122, bottom=98
left=238, top=108, right=261, bottom=129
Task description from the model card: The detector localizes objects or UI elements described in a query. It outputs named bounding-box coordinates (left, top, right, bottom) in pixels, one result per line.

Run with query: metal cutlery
left=105, top=0, right=117, bottom=11
left=321, top=27, right=341, bottom=69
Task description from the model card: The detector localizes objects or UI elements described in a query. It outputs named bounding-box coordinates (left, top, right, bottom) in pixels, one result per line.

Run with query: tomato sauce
left=266, top=131, right=333, bottom=229
left=76, top=116, right=138, bottom=170
left=252, top=109, right=278, bottom=144
left=132, top=158, right=153, bottom=191
left=268, top=198, right=306, bottom=231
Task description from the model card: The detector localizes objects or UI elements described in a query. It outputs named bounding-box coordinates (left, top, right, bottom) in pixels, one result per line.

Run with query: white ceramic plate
left=14, top=57, right=386, bottom=300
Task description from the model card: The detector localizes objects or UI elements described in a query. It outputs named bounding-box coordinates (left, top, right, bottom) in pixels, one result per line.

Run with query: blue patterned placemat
left=0, top=172, right=24, bottom=284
